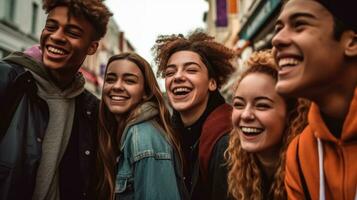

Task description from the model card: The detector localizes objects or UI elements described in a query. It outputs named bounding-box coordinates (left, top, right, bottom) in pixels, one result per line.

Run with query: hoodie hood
left=3, top=51, right=85, bottom=98
left=119, top=101, right=160, bottom=147
left=311, top=87, right=357, bottom=143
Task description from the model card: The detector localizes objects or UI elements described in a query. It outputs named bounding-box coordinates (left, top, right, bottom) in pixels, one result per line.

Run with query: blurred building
left=81, top=18, right=136, bottom=97
left=204, top=0, right=283, bottom=100
left=0, top=0, right=46, bottom=57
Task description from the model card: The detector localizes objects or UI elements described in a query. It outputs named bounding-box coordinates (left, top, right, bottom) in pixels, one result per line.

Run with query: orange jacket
left=285, top=88, right=357, bottom=200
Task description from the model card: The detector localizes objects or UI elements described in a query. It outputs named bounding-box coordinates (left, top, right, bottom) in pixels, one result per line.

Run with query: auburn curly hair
left=42, top=0, right=112, bottom=40
left=152, top=30, right=236, bottom=88
left=225, top=50, right=310, bottom=200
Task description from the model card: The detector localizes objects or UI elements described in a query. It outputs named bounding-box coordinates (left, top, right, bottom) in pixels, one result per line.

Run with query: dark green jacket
left=0, top=53, right=99, bottom=200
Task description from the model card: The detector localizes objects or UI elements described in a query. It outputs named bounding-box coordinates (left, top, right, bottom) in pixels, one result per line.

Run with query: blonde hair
left=225, top=50, right=309, bottom=199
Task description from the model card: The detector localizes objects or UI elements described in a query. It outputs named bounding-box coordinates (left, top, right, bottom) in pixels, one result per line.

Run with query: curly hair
left=152, top=30, right=236, bottom=88
left=225, top=50, right=310, bottom=200
left=42, top=0, right=112, bottom=40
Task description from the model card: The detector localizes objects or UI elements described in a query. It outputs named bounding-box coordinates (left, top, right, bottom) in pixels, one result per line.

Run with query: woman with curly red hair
left=225, top=50, right=309, bottom=200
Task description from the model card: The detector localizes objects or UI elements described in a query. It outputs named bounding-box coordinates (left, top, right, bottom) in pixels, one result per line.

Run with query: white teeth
left=48, top=46, right=65, bottom=55
left=241, top=127, right=262, bottom=133
left=173, top=87, right=191, bottom=93
left=111, top=96, right=126, bottom=100
left=278, top=58, right=300, bottom=67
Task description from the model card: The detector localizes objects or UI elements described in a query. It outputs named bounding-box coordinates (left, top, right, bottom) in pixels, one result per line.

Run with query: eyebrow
left=106, top=72, right=139, bottom=79
left=276, top=12, right=317, bottom=26
left=166, top=61, right=201, bottom=69
left=233, top=96, right=274, bottom=102
left=45, top=19, right=84, bottom=33
left=255, top=96, right=274, bottom=103
left=66, top=24, right=84, bottom=33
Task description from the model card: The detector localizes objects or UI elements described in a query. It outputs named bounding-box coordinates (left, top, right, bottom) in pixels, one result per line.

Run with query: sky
left=105, top=0, right=208, bottom=65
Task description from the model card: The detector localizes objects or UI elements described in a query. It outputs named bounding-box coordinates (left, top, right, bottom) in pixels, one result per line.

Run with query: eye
left=164, top=69, right=175, bottom=77
left=65, top=28, right=82, bottom=38
left=45, top=23, right=57, bottom=32
left=256, top=103, right=271, bottom=110
left=105, top=76, right=116, bottom=83
left=233, top=101, right=245, bottom=109
left=125, top=78, right=137, bottom=84
left=274, top=23, right=283, bottom=34
left=293, top=20, right=308, bottom=31
left=186, top=66, right=199, bottom=74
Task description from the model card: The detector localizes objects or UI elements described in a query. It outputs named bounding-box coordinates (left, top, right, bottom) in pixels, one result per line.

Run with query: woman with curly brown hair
left=153, top=30, right=236, bottom=200
left=225, top=50, right=309, bottom=200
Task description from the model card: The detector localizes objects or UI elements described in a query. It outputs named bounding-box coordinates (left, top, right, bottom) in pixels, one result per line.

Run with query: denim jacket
left=115, top=102, right=186, bottom=200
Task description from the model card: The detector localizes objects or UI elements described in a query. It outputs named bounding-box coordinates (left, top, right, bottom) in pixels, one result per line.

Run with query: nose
left=50, top=28, right=67, bottom=45
left=271, top=27, right=291, bottom=50
left=173, top=69, right=185, bottom=82
left=241, top=107, right=255, bottom=122
left=112, top=79, right=124, bottom=91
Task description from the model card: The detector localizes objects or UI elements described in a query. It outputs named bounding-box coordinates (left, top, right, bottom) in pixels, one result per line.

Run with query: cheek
left=231, top=110, right=241, bottom=127
left=132, top=86, right=145, bottom=102
left=164, top=78, right=171, bottom=91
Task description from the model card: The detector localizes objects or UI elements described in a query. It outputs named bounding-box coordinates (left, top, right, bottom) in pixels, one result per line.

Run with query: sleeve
left=133, top=156, right=181, bottom=200
left=0, top=61, right=15, bottom=102
left=285, top=135, right=306, bottom=200
left=208, top=134, right=231, bottom=200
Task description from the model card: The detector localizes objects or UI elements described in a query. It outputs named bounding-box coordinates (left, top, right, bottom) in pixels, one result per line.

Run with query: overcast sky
left=105, top=0, right=208, bottom=65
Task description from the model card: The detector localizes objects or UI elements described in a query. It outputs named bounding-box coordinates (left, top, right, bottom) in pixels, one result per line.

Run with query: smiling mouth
left=110, top=95, right=129, bottom=101
left=46, top=45, right=68, bottom=56
left=172, top=87, right=192, bottom=96
left=240, top=127, right=264, bottom=136
left=278, top=57, right=302, bottom=69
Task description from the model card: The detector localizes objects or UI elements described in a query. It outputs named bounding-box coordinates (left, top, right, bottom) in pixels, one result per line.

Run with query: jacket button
left=84, top=150, right=91, bottom=155
left=36, top=137, right=42, bottom=143
left=86, top=111, right=91, bottom=115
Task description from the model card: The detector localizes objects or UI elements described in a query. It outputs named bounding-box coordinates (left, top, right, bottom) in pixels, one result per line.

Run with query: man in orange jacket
left=272, top=0, right=357, bottom=199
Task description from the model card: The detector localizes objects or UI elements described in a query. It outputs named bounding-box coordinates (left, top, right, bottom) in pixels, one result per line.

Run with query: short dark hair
left=153, top=30, right=236, bottom=89
left=332, top=16, right=350, bottom=40
left=42, top=0, right=112, bottom=40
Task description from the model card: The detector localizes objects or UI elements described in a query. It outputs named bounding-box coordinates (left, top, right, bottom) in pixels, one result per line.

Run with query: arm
left=285, top=135, right=307, bottom=200
left=208, top=134, right=231, bottom=200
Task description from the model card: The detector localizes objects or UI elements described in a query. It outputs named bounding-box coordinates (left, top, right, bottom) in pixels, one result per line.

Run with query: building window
left=4, top=0, right=16, bottom=21
left=31, top=2, right=39, bottom=35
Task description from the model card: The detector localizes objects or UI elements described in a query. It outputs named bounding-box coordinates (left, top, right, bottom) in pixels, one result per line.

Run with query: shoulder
left=76, top=90, right=99, bottom=113
left=212, top=134, right=229, bottom=155
left=125, top=120, right=172, bottom=161
left=0, top=60, right=25, bottom=83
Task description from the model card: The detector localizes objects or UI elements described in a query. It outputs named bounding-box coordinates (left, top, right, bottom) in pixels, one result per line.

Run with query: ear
left=208, top=78, right=217, bottom=92
left=87, top=41, right=99, bottom=55
left=344, top=30, right=357, bottom=57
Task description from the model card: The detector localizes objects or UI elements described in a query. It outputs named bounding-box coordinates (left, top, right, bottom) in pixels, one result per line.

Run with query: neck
left=180, top=95, right=209, bottom=127
left=256, top=146, right=280, bottom=179
left=308, top=64, right=357, bottom=120
left=47, top=67, right=78, bottom=89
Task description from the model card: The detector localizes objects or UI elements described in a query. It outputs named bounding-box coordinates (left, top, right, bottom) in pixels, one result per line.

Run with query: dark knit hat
left=317, top=0, right=357, bottom=31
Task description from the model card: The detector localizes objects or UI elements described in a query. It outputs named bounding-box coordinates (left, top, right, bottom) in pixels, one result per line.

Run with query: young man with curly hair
left=153, top=30, right=236, bottom=200
left=272, top=0, right=357, bottom=199
left=0, top=0, right=112, bottom=199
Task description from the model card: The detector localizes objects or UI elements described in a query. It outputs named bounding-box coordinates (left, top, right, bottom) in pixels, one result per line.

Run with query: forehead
left=167, top=50, right=204, bottom=65
left=47, top=6, right=93, bottom=29
left=107, top=59, right=143, bottom=76
left=236, top=73, right=276, bottom=95
left=279, top=0, right=332, bottom=21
